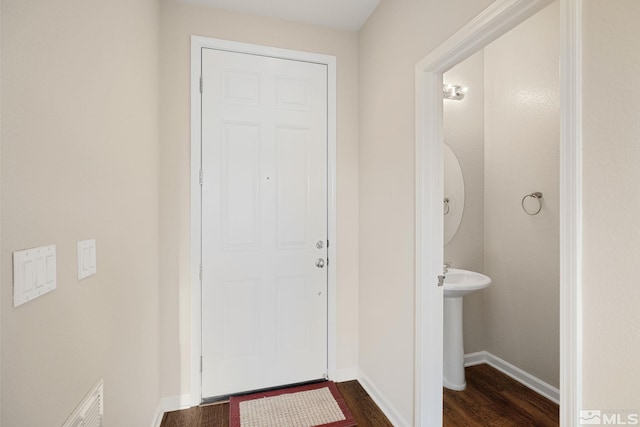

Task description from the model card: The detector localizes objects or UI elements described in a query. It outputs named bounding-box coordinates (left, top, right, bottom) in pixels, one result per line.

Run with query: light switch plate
left=13, top=245, right=57, bottom=307
left=77, top=239, right=97, bottom=280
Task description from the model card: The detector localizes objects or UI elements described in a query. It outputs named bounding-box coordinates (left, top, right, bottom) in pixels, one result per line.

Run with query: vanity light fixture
left=443, top=84, right=467, bottom=100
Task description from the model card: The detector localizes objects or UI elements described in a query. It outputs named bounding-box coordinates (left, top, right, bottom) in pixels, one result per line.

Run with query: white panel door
left=201, top=48, right=328, bottom=399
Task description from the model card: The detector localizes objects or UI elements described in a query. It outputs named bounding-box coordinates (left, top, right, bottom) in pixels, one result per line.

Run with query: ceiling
left=178, top=0, right=381, bottom=31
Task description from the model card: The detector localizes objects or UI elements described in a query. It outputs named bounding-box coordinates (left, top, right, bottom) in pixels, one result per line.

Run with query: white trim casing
left=333, top=367, right=359, bottom=383
left=190, top=36, right=338, bottom=406
left=559, top=0, right=583, bottom=424
left=414, top=65, right=445, bottom=427
left=190, top=35, right=202, bottom=409
left=151, top=394, right=194, bottom=427
left=151, top=402, right=163, bottom=427
left=162, top=394, right=193, bottom=412
left=414, top=0, right=581, bottom=425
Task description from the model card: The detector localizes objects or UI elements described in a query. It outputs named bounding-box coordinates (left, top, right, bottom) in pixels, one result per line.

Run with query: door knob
left=315, top=258, right=325, bottom=268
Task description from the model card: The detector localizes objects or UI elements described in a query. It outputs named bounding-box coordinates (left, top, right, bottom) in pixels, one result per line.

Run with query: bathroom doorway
left=414, top=0, right=582, bottom=425
left=441, top=2, right=560, bottom=424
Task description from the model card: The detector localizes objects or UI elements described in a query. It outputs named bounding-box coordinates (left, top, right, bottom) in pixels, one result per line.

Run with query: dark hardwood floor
left=337, top=381, right=394, bottom=427
left=161, top=366, right=558, bottom=427
left=444, top=364, right=559, bottom=426
left=160, top=381, right=393, bottom=427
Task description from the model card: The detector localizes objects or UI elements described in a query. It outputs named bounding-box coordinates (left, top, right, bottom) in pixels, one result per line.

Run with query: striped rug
left=229, top=381, right=357, bottom=427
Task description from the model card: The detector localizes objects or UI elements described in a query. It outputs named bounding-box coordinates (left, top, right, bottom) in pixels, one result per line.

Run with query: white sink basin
left=443, top=268, right=491, bottom=298
left=442, top=268, right=492, bottom=390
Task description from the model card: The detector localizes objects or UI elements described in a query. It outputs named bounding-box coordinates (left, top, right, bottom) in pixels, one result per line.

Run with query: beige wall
left=0, top=0, right=3, bottom=423
left=443, top=51, right=486, bottom=354
left=1, top=0, right=160, bottom=425
left=483, top=2, right=560, bottom=388
left=3, top=0, right=639, bottom=424
left=583, top=0, right=640, bottom=409
left=358, top=0, right=493, bottom=423
left=159, top=0, right=360, bottom=398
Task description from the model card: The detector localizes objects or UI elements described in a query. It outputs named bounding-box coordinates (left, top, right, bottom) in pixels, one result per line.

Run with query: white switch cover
left=77, top=239, right=97, bottom=280
left=13, top=245, right=57, bottom=307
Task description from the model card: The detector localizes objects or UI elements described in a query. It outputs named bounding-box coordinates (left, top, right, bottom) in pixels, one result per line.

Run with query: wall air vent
left=62, top=379, right=104, bottom=427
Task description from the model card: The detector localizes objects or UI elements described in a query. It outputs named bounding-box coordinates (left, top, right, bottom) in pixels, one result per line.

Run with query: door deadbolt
left=316, top=240, right=324, bottom=249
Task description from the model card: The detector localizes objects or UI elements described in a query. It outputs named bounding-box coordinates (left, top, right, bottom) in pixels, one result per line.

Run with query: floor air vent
left=62, top=379, right=104, bottom=427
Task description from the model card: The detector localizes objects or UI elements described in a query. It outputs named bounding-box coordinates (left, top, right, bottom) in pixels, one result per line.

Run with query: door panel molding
left=191, top=36, right=337, bottom=406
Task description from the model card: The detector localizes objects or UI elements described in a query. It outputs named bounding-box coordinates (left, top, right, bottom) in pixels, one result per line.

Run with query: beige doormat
left=229, top=381, right=357, bottom=427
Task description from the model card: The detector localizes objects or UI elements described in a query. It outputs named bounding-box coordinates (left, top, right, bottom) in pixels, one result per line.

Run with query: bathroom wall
left=582, top=0, right=640, bottom=410
left=159, top=0, right=360, bottom=399
left=2, top=0, right=161, bottom=425
left=443, top=51, right=486, bottom=354
left=483, top=2, right=560, bottom=387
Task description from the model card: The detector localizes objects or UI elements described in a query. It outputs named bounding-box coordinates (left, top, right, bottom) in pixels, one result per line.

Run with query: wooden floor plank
left=160, top=381, right=391, bottom=427
left=336, top=381, right=393, bottom=427
left=444, top=364, right=559, bottom=427
left=162, top=365, right=558, bottom=427
left=160, top=401, right=229, bottom=427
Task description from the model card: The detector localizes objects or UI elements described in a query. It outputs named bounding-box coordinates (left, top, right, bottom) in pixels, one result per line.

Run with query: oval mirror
left=444, top=143, right=465, bottom=246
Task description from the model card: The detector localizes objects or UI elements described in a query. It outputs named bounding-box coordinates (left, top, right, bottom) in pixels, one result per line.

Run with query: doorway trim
left=414, top=0, right=582, bottom=425
left=190, top=36, right=338, bottom=405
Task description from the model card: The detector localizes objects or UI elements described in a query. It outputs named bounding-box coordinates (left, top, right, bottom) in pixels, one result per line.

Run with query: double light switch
left=13, top=245, right=57, bottom=307
left=77, top=239, right=97, bottom=280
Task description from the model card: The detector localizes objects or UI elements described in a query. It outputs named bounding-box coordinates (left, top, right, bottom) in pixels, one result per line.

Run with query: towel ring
left=521, top=192, right=543, bottom=215
left=444, top=198, right=450, bottom=215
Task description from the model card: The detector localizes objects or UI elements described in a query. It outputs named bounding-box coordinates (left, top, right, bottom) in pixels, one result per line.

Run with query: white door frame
left=414, top=0, right=582, bottom=425
left=190, top=36, right=338, bottom=405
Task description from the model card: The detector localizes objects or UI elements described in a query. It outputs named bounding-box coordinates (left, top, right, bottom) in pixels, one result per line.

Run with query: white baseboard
left=150, top=402, right=164, bottom=427
left=162, top=394, right=193, bottom=412
left=332, top=367, right=358, bottom=382
left=151, top=394, right=192, bottom=427
left=357, top=369, right=411, bottom=427
left=463, top=351, right=488, bottom=367
left=464, top=351, right=560, bottom=404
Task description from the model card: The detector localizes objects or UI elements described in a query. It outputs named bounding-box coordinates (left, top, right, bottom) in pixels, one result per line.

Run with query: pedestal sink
left=443, top=268, right=491, bottom=390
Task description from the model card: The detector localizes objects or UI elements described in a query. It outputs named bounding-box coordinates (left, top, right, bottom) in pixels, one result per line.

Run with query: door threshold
left=201, top=378, right=327, bottom=405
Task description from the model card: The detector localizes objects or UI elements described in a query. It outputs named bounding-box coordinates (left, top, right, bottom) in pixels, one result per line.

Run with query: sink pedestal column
left=443, top=296, right=466, bottom=390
